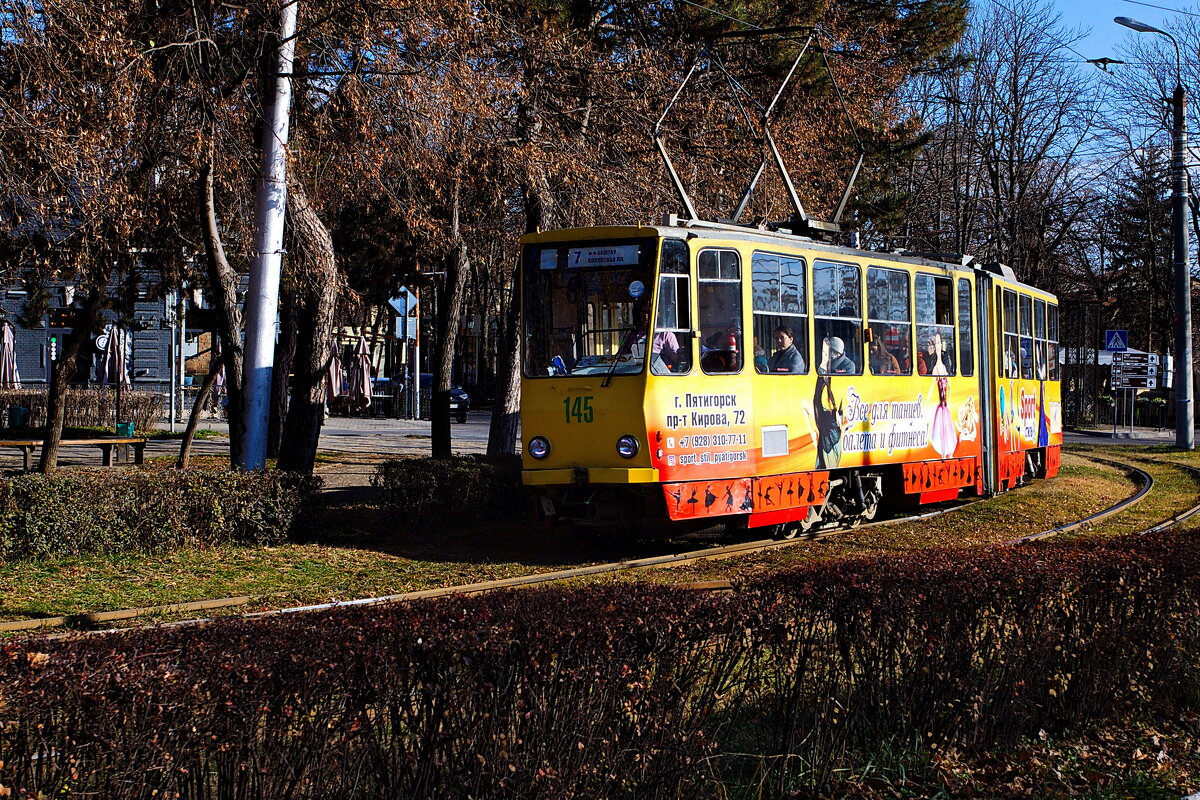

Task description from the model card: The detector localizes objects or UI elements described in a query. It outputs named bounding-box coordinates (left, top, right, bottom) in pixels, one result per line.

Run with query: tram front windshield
left=523, top=239, right=657, bottom=377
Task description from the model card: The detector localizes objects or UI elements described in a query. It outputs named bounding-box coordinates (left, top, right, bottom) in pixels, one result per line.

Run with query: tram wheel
left=798, top=506, right=821, bottom=533
left=771, top=522, right=800, bottom=540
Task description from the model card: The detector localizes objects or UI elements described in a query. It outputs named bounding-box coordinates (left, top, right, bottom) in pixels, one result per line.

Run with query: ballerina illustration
left=667, top=486, right=683, bottom=514
left=929, top=376, right=958, bottom=459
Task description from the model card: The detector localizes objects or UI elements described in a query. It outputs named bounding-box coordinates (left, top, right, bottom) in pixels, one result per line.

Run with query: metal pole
left=1172, top=83, right=1195, bottom=449
left=413, top=288, right=421, bottom=421
left=167, top=294, right=176, bottom=434
left=240, top=0, right=298, bottom=469
left=177, top=294, right=186, bottom=424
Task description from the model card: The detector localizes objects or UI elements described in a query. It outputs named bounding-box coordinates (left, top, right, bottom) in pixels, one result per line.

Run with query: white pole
left=177, top=296, right=186, bottom=424
left=413, top=287, right=421, bottom=420
left=240, top=0, right=298, bottom=470
left=167, top=295, right=176, bottom=433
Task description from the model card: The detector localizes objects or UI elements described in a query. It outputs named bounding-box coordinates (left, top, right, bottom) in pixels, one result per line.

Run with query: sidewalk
left=153, top=411, right=492, bottom=458
left=1064, top=425, right=1179, bottom=444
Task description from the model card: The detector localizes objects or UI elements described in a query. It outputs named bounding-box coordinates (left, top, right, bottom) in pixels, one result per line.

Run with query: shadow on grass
left=302, top=492, right=731, bottom=569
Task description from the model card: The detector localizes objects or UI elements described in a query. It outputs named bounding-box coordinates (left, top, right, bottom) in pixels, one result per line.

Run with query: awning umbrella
left=96, top=326, right=130, bottom=387
left=96, top=325, right=131, bottom=430
left=325, top=339, right=343, bottom=401
left=0, top=322, right=21, bottom=389
left=347, top=335, right=372, bottom=411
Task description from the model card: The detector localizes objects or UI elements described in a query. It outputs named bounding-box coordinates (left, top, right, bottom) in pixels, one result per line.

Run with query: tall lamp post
left=1116, top=16, right=1194, bottom=449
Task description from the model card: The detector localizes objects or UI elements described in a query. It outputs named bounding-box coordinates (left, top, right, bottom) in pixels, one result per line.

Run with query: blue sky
left=1054, top=0, right=1183, bottom=63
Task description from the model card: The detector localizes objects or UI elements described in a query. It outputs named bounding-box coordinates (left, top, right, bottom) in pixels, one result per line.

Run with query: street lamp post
left=1116, top=17, right=1194, bottom=449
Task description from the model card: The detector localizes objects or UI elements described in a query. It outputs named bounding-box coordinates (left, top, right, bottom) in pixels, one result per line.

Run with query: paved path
left=0, top=411, right=495, bottom=473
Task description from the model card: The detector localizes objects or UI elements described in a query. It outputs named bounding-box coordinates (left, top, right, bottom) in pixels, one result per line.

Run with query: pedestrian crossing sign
left=1105, top=330, right=1128, bottom=352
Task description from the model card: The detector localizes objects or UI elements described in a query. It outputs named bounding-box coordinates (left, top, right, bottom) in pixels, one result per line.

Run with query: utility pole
left=1115, top=16, right=1194, bottom=449
left=240, top=0, right=299, bottom=469
left=1171, top=82, right=1194, bottom=449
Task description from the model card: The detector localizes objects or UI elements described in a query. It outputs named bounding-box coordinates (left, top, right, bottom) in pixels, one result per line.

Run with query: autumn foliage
left=0, top=529, right=1196, bottom=797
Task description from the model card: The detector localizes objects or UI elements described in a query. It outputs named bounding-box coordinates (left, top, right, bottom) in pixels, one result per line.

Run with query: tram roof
left=521, top=219, right=1054, bottom=299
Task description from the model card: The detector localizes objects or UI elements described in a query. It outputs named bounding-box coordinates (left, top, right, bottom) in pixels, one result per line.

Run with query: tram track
left=6, top=454, right=1198, bottom=637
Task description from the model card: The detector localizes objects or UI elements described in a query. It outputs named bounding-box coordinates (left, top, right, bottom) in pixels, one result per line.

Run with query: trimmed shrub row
left=0, top=387, right=164, bottom=433
left=373, top=454, right=531, bottom=525
left=0, top=531, right=1196, bottom=798
left=0, top=470, right=320, bottom=560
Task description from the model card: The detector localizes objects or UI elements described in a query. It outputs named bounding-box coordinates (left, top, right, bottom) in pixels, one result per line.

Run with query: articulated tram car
left=519, top=220, right=1061, bottom=536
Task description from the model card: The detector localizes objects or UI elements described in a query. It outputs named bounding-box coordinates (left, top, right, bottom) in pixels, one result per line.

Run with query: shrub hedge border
left=0, top=530, right=1196, bottom=798
left=0, top=470, right=321, bottom=561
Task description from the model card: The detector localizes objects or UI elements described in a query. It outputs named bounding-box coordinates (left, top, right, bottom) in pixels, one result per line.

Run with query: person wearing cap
left=818, top=336, right=854, bottom=375
left=768, top=325, right=805, bottom=373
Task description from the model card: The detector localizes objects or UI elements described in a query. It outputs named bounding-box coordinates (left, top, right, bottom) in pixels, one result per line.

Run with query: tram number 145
left=563, top=396, right=595, bottom=423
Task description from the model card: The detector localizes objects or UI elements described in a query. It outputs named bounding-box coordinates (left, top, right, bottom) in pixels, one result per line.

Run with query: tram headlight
left=616, top=435, right=640, bottom=459
left=528, top=436, right=551, bottom=459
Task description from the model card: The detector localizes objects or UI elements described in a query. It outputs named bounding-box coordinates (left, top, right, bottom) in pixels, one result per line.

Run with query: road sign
left=388, top=287, right=419, bottom=338
left=1113, top=376, right=1157, bottom=389
left=1112, top=351, right=1159, bottom=365
left=1105, top=330, right=1129, bottom=352
left=1112, top=366, right=1158, bottom=378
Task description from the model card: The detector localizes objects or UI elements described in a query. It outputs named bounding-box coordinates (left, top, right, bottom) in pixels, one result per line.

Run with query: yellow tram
left=519, top=217, right=1061, bottom=536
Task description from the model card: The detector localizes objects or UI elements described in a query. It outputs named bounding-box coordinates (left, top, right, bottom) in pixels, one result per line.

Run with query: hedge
left=0, top=387, right=164, bottom=433
left=0, top=531, right=1196, bottom=798
left=0, top=470, right=320, bottom=560
left=373, top=454, right=531, bottom=525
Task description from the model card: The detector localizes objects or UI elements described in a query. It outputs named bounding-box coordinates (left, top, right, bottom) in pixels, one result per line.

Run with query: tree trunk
left=277, top=178, right=339, bottom=474
left=177, top=356, right=222, bottom=469
left=199, top=162, right=245, bottom=466
left=39, top=291, right=105, bottom=473
left=487, top=264, right=521, bottom=457
left=485, top=168, right=552, bottom=458
left=432, top=190, right=469, bottom=459
left=268, top=287, right=299, bottom=458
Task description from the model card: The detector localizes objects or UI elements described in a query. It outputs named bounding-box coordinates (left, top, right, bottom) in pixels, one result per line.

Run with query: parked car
left=419, top=373, right=470, bottom=423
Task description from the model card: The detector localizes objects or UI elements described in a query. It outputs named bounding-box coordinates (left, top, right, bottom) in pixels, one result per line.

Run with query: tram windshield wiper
left=602, top=326, right=638, bottom=388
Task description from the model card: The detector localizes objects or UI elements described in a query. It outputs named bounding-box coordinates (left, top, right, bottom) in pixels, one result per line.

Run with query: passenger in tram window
left=818, top=336, right=854, bottom=375
left=1020, top=338, right=1033, bottom=379
left=753, top=342, right=769, bottom=373
left=896, top=333, right=912, bottom=373
left=1004, top=345, right=1019, bottom=378
left=869, top=338, right=901, bottom=375
left=701, top=317, right=742, bottom=372
left=768, top=325, right=805, bottom=373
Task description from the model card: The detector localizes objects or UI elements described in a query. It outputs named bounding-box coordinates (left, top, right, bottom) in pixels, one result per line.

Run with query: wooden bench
left=0, top=438, right=149, bottom=471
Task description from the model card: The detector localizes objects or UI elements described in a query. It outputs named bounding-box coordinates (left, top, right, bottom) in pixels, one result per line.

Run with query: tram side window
left=958, top=278, right=974, bottom=377
left=1034, top=298, right=1048, bottom=381
left=1019, top=294, right=1034, bottom=379
left=1002, top=289, right=1019, bottom=378
left=652, top=239, right=692, bottom=375
left=1047, top=304, right=1060, bottom=381
left=813, top=259, right=862, bottom=375
left=915, top=273, right=955, bottom=376
left=698, top=249, right=743, bottom=374
left=866, top=267, right=911, bottom=375
left=752, top=252, right=808, bottom=374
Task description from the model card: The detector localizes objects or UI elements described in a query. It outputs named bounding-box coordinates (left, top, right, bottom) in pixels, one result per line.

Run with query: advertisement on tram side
left=644, top=374, right=986, bottom=484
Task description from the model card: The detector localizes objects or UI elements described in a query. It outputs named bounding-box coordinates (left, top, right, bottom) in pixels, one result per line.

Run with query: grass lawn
left=1, top=444, right=1191, bottom=625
